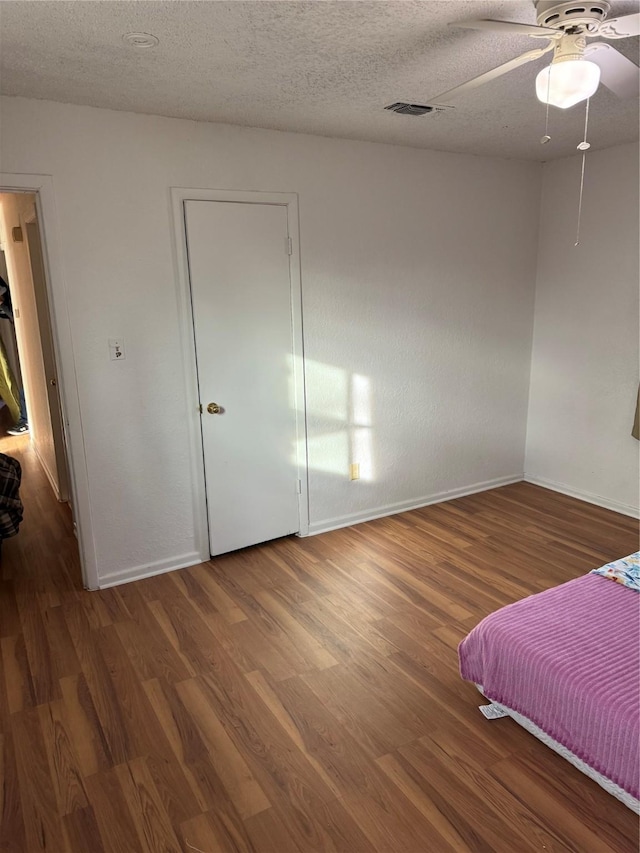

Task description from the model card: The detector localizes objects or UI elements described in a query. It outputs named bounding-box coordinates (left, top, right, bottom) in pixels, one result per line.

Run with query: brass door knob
left=207, top=402, right=222, bottom=414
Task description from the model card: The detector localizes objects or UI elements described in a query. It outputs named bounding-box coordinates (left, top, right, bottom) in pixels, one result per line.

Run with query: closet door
left=185, top=200, right=300, bottom=556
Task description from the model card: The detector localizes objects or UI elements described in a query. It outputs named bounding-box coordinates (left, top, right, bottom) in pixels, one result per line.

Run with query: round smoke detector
left=122, top=32, right=159, bottom=49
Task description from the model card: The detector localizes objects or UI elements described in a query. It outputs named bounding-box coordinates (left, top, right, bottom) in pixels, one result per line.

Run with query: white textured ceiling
left=1, top=0, right=638, bottom=161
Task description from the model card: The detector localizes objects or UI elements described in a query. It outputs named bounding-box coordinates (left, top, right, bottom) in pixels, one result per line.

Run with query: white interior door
left=24, top=213, right=70, bottom=502
left=185, top=200, right=301, bottom=557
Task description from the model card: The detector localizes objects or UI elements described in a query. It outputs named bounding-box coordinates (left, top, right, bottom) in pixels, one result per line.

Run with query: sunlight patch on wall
left=305, top=430, right=351, bottom=478
left=350, top=373, right=374, bottom=481
left=305, top=358, right=348, bottom=421
left=296, top=359, right=375, bottom=482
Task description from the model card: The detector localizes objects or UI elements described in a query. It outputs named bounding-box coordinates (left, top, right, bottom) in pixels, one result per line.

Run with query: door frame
left=0, top=173, right=95, bottom=589
left=170, top=187, right=309, bottom=561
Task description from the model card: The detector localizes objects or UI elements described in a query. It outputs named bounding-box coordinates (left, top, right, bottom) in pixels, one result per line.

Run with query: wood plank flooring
left=1, top=437, right=638, bottom=852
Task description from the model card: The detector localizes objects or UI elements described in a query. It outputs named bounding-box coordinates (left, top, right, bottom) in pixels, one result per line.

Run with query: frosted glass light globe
left=536, top=60, right=601, bottom=109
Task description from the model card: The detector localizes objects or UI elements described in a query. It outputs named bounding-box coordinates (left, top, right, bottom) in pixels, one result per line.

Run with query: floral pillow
left=590, top=552, right=640, bottom=592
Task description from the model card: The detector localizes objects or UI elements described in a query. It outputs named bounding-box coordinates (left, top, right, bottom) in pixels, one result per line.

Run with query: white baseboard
left=97, top=551, right=205, bottom=589
left=306, top=474, right=524, bottom=536
left=524, top=475, right=640, bottom=519
left=33, top=441, right=61, bottom=501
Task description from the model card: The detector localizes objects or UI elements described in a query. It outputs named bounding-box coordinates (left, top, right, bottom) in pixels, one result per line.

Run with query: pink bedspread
left=459, top=574, right=640, bottom=799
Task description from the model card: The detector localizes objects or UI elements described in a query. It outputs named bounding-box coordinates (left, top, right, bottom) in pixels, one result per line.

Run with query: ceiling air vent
left=385, top=102, right=435, bottom=116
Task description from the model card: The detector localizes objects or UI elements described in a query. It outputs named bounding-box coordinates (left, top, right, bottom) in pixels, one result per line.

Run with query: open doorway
left=0, top=191, right=80, bottom=583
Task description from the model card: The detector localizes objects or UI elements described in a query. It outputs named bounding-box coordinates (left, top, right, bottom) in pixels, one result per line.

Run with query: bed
left=458, top=553, right=640, bottom=812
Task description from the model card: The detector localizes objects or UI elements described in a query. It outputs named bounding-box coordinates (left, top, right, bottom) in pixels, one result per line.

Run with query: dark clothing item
left=0, top=453, right=23, bottom=539
left=16, top=389, right=27, bottom=428
left=0, top=275, right=13, bottom=322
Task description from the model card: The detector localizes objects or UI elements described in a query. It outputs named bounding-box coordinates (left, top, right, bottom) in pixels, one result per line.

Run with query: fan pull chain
left=575, top=98, right=591, bottom=247
left=541, top=71, right=551, bottom=144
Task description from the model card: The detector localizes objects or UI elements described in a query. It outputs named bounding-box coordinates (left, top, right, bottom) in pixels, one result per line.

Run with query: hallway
left=0, top=434, right=80, bottom=593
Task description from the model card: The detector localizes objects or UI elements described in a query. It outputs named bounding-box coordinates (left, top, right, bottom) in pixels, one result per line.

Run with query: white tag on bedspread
left=479, top=703, right=509, bottom=720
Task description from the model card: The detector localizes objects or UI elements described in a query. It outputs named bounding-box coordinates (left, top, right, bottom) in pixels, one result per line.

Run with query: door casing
left=0, top=173, right=95, bottom=589
left=170, top=188, right=309, bottom=563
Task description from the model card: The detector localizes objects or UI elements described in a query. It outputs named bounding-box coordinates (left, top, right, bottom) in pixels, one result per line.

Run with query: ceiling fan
left=430, top=1, right=639, bottom=108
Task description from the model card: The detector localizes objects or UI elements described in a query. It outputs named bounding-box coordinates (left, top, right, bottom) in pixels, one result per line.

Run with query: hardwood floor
left=1, top=439, right=638, bottom=852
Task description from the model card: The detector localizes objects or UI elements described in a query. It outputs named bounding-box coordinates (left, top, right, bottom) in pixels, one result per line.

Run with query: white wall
left=0, top=96, right=541, bottom=585
left=525, top=142, right=639, bottom=517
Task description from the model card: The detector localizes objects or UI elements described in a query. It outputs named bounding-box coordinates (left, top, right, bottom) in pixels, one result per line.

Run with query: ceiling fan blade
left=452, top=19, right=561, bottom=37
left=598, top=12, right=640, bottom=39
left=587, top=42, right=640, bottom=99
left=429, top=46, right=554, bottom=104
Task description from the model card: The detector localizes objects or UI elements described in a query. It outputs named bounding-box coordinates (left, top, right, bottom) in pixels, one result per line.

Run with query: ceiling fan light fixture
left=535, top=59, right=601, bottom=108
